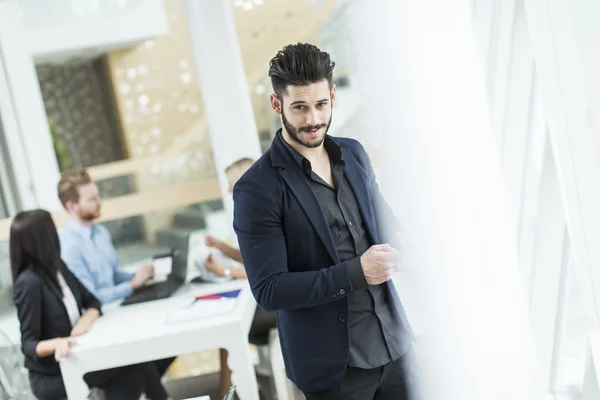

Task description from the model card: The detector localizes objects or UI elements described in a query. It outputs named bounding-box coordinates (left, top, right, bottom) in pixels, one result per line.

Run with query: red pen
left=195, top=295, right=221, bottom=300
left=186, top=290, right=240, bottom=308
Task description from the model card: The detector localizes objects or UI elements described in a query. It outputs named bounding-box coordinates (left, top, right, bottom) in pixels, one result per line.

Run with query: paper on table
left=167, top=298, right=237, bottom=324
left=153, top=256, right=172, bottom=280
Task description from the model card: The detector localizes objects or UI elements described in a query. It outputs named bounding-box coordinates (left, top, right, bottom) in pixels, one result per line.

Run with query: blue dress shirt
left=59, top=218, right=134, bottom=305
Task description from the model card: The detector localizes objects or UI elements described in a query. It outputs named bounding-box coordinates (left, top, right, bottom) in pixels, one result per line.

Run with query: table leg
left=60, top=357, right=90, bottom=399
left=227, top=330, right=260, bottom=400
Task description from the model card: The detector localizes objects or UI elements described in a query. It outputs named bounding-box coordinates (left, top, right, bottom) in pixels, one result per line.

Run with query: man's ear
left=270, top=94, right=282, bottom=115
left=330, top=83, right=337, bottom=105
left=64, top=200, right=76, bottom=213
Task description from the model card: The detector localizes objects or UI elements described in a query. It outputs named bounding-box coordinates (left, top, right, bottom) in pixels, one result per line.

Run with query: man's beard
left=78, top=209, right=100, bottom=222
left=281, top=109, right=333, bottom=149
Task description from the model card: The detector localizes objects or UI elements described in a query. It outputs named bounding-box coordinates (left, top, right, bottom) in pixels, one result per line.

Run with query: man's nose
left=305, top=109, right=319, bottom=125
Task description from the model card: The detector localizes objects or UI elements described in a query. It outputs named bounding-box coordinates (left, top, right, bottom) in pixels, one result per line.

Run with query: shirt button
left=339, top=289, right=345, bottom=295
left=338, top=314, right=347, bottom=322
left=348, top=221, right=353, bottom=226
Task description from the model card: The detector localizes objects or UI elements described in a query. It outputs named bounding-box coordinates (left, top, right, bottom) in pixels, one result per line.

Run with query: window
left=554, top=241, right=590, bottom=399
left=0, top=111, right=16, bottom=219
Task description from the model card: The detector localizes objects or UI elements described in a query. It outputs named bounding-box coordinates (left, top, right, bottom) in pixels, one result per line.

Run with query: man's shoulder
left=331, top=136, right=374, bottom=176
left=59, top=227, right=83, bottom=260
left=59, top=221, right=110, bottom=247
left=238, top=150, right=278, bottom=184
left=331, top=136, right=366, bottom=154
left=92, top=223, right=111, bottom=236
left=233, top=150, right=283, bottom=205
left=59, top=222, right=78, bottom=244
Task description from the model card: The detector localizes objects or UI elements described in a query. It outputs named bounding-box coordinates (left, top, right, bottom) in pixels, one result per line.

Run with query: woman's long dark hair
left=10, top=209, right=62, bottom=289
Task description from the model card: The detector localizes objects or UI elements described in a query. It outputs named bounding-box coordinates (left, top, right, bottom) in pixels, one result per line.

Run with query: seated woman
left=202, top=158, right=277, bottom=399
left=11, top=209, right=171, bottom=400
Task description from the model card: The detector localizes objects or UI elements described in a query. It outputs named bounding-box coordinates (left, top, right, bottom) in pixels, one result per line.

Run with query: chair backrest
left=0, top=328, right=34, bottom=399
left=223, top=385, right=239, bottom=400
left=0, top=328, right=17, bottom=396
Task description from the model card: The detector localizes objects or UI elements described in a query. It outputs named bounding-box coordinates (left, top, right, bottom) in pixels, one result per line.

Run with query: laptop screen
left=152, top=255, right=172, bottom=280
left=151, top=238, right=188, bottom=284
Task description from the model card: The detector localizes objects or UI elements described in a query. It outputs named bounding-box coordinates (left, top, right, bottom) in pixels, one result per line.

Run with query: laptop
left=121, top=235, right=190, bottom=306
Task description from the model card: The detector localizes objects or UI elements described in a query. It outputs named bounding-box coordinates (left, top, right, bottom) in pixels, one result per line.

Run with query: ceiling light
left=254, top=84, right=266, bottom=95
left=234, top=0, right=264, bottom=10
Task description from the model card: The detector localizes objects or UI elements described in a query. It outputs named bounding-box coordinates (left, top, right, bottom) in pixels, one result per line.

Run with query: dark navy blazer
left=233, top=133, right=412, bottom=392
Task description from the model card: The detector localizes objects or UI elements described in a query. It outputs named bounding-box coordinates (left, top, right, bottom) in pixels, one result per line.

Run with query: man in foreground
left=233, top=43, right=420, bottom=399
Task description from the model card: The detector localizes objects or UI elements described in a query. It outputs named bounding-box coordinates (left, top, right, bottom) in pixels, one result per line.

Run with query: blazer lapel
left=281, top=167, right=340, bottom=264
left=341, top=148, right=380, bottom=244
left=39, top=269, right=72, bottom=327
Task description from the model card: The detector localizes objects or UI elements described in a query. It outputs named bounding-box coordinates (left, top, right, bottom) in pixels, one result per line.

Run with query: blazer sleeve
left=233, top=175, right=357, bottom=312
left=13, top=276, right=43, bottom=361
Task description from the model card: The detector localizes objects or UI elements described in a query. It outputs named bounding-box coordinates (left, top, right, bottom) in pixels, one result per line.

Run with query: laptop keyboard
left=121, top=281, right=179, bottom=306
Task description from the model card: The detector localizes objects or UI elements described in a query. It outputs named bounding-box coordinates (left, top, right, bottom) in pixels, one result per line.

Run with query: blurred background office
left=0, top=0, right=599, bottom=399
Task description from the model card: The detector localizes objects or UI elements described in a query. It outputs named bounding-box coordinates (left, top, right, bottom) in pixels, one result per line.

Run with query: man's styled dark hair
left=10, top=209, right=62, bottom=290
left=268, top=43, right=336, bottom=100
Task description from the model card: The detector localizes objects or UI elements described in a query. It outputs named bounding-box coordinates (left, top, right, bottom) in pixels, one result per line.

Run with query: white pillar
left=183, top=5, right=261, bottom=396
left=348, top=0, right=541, bottom=399
left=0, top=0, right=61, bottom=212
left=183, top=0, right=262, bottom=235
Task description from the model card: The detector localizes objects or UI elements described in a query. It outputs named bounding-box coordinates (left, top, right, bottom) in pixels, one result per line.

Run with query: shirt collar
left=277, top=130, right=344, bottom=175
left=67, top=217, right=95, bottom=239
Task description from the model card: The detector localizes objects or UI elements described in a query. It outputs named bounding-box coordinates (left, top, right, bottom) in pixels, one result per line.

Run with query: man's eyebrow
left=289, top=98, right=330, bottom=106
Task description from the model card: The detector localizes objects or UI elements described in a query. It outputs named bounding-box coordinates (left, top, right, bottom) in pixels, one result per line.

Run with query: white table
left=60, top=280, right=259, bottom=400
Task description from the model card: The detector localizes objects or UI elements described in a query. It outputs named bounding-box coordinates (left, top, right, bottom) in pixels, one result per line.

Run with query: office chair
left=223, top=385, right=240, bottom=400
left=0, top=328, right=35, bottom=399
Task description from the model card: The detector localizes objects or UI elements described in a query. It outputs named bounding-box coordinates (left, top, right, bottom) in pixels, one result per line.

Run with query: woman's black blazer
left=13, top=261, right=101, bottom=375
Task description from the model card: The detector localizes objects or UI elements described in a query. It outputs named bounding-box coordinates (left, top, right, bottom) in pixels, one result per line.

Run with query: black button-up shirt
left=279, top=132, right=410, bottom=369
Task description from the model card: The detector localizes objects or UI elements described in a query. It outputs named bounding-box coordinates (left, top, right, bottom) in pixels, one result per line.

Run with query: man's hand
left=54, top=337, right=76, bottom=362
left=205, top=255, right=226, bottom=277
left=359, top=244, right=401, bottom=285
left=205, top=234, right=223, bottom=250
left=130, top=264, right=155, bottom=289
